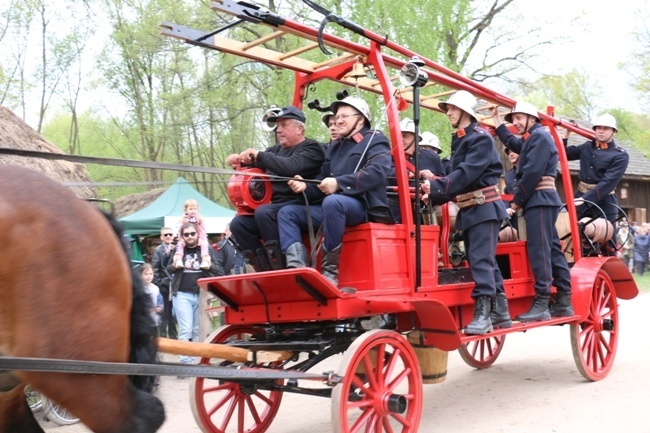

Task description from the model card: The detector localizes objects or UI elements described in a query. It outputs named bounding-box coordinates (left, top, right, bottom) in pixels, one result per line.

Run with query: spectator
left=151, top=227, right=178, bottom=339
left=502, top=147, right=519, bottom=232
left=218, top=223, right=245, bottom=274
left=139, top=263, right=163, bottom=333
left=616, top=222, right=634, bottom=271
left=167, top=222, right=226, bottom=364
left=227, top=106, right=326, bottom=271
left=277, top=96, right=395, bottom=285
left=173, top=199, right=211, bottom=269
left=633, top=227, right=650, bottom=276
left=491, top=101, right=573, bottom=321
left=422, top=90, right=509, bottom=334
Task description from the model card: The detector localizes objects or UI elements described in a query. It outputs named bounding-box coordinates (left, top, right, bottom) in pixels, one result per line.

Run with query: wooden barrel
left=407, top=331, right=448, bottom=384
left=555, top=211, right=575, bottom=263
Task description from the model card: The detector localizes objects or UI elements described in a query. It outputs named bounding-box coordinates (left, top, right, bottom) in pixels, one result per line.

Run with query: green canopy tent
left=119, top=177, right=235, bottom=236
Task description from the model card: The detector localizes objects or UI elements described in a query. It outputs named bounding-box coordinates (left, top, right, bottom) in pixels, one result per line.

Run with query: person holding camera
left=151, top=226, right=178, bottom=339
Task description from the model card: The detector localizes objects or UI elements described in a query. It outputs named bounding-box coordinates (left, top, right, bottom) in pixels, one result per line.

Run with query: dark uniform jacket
left=254, top=138, right=326, bottom=203
left=406, top=148, right=445, bottom=178
left=305, top=127, right=394, bottom=222
left=504, top=167, right=517, bottom=196
left=563, top=138, right=629, bottom=203
left=428, top=122, right=507, bottom=230
left=496, top=123, right=562, bottom=209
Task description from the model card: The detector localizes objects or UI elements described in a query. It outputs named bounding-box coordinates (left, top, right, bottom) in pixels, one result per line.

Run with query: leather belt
left=455, top=185, right=500, bottom=209
left=578, top=181, right=615, bottom=195
left=535, top=176, right=556, bottom=191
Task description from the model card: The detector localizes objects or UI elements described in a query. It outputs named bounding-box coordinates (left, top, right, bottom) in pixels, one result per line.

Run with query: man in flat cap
left=227, top=106, right=325, bottom=271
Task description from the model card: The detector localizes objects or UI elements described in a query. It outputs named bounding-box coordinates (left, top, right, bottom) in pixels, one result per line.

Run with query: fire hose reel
left=227, top=167, right=272, bottom=215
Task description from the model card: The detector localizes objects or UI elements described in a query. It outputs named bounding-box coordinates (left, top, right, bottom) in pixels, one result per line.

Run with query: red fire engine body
left=161, top=2, right=638, bottom=432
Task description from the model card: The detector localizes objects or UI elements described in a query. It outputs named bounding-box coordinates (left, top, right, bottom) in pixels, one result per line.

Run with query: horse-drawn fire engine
left=158, top=1, right=638, bottom=432
left=0, top=1, right=638, bottom=433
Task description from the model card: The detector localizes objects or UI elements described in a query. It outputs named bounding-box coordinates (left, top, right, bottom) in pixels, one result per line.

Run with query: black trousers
left=158, top=287, right=177, bottom=339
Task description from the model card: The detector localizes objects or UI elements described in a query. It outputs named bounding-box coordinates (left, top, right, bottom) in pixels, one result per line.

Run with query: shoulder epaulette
left=352, top=132, right=364, bottom=143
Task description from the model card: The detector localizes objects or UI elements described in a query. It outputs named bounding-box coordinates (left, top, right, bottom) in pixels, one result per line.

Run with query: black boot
left=285, top=242, right=307, bottom=268
left=264, top=240, right=284, bottom=270
left=490, top=292, right=512, bottom=328
left=549, top=291, right=574, bottom=317
left=515, top=294, right=551, bottom=322
left=321, top=244, right=342, bottom=286
left=465, top=296, right=493, bottom=335
left=241, top=248, right=271, bottom=272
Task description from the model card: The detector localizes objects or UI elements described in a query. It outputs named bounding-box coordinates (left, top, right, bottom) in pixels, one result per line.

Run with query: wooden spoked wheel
left=571, top=270, right=619, bottom=381
left=190, top=325, right=283, bottom=433
left=331, top=330, right=423, bottom=433
left=458, top=335, right=506, bottom=369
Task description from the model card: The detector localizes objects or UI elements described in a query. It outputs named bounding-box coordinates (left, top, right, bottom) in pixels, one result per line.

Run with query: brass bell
left=350, top=58, right=366, bottom=80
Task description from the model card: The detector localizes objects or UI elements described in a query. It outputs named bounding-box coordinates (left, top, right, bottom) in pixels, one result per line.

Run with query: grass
left=633, top=272, right=650, bottom=292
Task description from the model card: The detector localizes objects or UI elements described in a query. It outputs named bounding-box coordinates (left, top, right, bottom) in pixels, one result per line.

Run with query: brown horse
left=0, top=166, right=165, bottom=433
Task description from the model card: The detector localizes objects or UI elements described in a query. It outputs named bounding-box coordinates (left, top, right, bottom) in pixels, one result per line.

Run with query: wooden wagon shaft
left=157, top=337, right=293, bottom=363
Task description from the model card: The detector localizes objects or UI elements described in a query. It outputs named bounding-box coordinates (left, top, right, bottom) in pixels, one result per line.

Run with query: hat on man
left=266, top=106, right=306, bottom=123
left=321, top=111, right=335, bottom=127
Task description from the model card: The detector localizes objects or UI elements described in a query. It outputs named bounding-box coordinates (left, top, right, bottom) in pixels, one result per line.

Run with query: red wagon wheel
left=331, top=330, right=423, bottom=433
left=570, top=270, right=619, bottom=381
left=458, top=335, right=506, bottom=369
left=190, top=325, right=283, bottom=433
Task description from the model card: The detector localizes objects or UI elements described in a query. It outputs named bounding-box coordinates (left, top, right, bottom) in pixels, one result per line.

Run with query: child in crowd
left=139, top=263, right=163, bottom=332
left=174, top=199, right=211, bottom=269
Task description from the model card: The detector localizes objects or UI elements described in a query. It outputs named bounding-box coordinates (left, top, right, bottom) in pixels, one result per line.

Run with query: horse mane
left=102, top=210, right=158, bottom=393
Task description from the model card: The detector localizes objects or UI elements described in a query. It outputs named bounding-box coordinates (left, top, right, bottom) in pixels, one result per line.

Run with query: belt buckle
left=474, top=191, right=485, bottom=205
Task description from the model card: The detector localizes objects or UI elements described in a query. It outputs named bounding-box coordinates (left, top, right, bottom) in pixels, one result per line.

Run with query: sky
left=493, top=0, right=648, bottom=116
left=9, top=0, right=650, bottom=128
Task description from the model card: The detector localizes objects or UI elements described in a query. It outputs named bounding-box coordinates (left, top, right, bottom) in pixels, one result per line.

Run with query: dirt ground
left=41, top=292, right=649, bottom=433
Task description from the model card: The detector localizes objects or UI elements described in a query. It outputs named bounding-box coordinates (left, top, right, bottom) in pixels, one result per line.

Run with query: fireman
left=226, top=106, right=325, bottom=272
left=490, top=102, right=574, bottom=321
left=322, top=111, right=340, bottom=147
left=400, top=118, right=445, bottom=180
left=563, top=114, right=628, bottom=232
left=502, top=147, right=520, bottom=232
left=277, top=96, right=395, bottom=286
left=422, top=90, right=510, bottom=334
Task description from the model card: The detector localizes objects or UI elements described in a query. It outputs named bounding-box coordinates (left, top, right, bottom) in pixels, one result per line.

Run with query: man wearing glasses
left=277, top=96, right=395, bottom=286
left=151, top=227, right=178, bottom=339
left=167, top=223, right=225, bottom=364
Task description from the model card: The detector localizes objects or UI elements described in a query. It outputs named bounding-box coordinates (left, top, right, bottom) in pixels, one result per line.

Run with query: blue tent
left=119, top=177, right=235, bottom=235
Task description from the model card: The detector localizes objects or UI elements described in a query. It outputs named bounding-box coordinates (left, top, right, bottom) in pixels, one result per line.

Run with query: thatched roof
left=113, top=188, right=165, bottom=218
left=0, top=105, right=96, bottom=199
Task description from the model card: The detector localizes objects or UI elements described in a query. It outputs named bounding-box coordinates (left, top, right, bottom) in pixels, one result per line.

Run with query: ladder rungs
left=241, top=30, right=285, bottom=51
left=278, top=42, right=319, bottom=60
left=312, top=53, right=355, bottom=70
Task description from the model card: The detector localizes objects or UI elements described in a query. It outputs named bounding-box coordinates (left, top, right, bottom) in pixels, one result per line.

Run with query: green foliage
left=8, top=0, right=587, bottom=204
left=507, top=70, right=601, bottom=121
left=610, top=109, right=650, bottom=157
